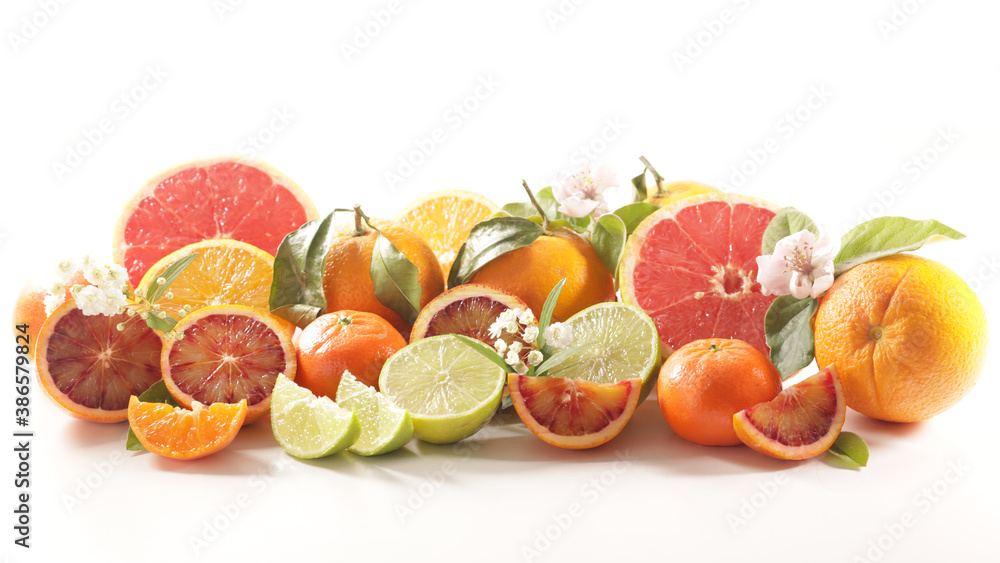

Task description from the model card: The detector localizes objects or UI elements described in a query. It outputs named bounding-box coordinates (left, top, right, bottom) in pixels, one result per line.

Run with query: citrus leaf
left=448, top=217, right=545, bottom=287
left=613, top=202, right=659, bottom=235
left=835, top=218, right=965, bottom=275
left=631, top=170, right=647, bottom=203
left=452, top=334, right=515, bottom=374
left=269, top=213, right=336, bottom=328
left=534, top=340, right=597, bottom=377
left=761, top=208, right=819, bottom=256
left=371, top=233, right=422, bottom=326
left=500, top=188, right=590, bottom=233
left=144, top=314, right=177, bottom=333
left=764, top=295, right=818, bottom=379
left=825, top=432, right=870, bottom=470
left=499, top=201, right=537, bottom=218
left=536, top=278, right=567, bottom=355
left=146, top=252, right=199, bottom=303
left=125, top=380, right=178, bottom=452
left=591, top=213, right=627, bottom=276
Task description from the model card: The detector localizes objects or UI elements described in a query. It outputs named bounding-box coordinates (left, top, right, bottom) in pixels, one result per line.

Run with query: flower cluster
left=487, top=307, right=574, bottom=374
left=553, top=162, right=619, bottom=219
left=756, top=226, right=840, bottom=299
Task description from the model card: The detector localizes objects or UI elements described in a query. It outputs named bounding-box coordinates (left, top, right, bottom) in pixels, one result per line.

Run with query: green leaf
left=269, top=213, right=337, bottom=328
left=370, top=233, right=422, bottom=326
left=145, top=314, right=177, bottom=333
left=125, top=381, right=179, bottom=452
left=761, top=208, right=819, bottom=256
left=835, top=218, right=965, bottom=275
left=591, top=213, right=627, bottom=275
left=448, top=217, right=545, bottom=287
left=536, top=278, right=567, bottom=355
left=499, top=201, right=537, bottom=219
left=452, top=334, right=515, bottom=374
left=613, top=202, right=659, bottom=236
left=825, top=432, right=870, bottom=470
left=533, top=341, right=597, bottom=377
left=501, top=188, right=590, bottom=233
left=631, top=171, right=647, bottom=203
left=764, top=295, right=819, bottom=379
left=146, top=252, right=199, bottom=303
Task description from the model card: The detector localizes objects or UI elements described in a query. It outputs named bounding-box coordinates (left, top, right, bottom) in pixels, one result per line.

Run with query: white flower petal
left=526, top=350, right=544, bottom=366
left=557, top=196, right=600, bottom=219
left=755, top=255, right=792, bottom=297
left=788, top=271, right=813, bottom=300
left=810, top=271, right=835, bottom=298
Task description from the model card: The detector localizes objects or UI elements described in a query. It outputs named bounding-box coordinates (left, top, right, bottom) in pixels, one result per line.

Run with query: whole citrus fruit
left=467, top=225, right=615, bottom=322
left=657, top=338, right=782, bottom=446
left=296, top=310, right=406, bottom=399
left=644, top=180, right=720, bottom=207
left=323, top=214, right=444, bottom=338
left=814, top=254, right=988, bottom=422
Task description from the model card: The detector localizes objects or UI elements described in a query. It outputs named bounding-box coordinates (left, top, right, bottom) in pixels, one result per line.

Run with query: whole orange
left=814, top=254, right=988, bottom=422
left=467, top=225, right=615, bottom=322
left=657, top=338, right=782, bottom=446
left=295, top=310, right=406, bottom=399
left=323, top=216, right=444, bottom=339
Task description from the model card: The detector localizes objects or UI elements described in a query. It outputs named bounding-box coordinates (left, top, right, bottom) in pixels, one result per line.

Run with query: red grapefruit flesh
left=733, top=366, right=846, bottom=460
left=508, top=375, right=641, bottom=450
left=113, top=157, right=319, bottom=287
left=620, top=194, right=780, bottom=357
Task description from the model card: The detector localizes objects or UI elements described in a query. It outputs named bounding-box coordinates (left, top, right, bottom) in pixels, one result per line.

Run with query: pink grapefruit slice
left=620, top=193, right=780, bottom=357
left=113, top=157, right=319, bottom=287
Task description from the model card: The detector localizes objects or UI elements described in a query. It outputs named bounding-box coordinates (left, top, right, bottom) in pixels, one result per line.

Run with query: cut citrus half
left=410, top=283, right=531, bottom=343
left=545, top=302, right=661, bottom=400
left=138, top=239, right=276, bottom=317
left=394, top=190, right=498, bottom=279
left=128, top=396, right=247, bottom=460
left=35, top=301, right=163, bottom=422
left=733, top=366, right=846, bottom=460
left=336, top=371, right=413, bottom=456
left=620, top=193, right=780, bottom=357
left=162, top=305, right=296, bottom=424
left=270, top=374, right=361, bottom=459
left=379, top=335, right=506, bottom=444
left=113, top=157, right=318, bottom=287
left=508, top=375, right=641, bottom=449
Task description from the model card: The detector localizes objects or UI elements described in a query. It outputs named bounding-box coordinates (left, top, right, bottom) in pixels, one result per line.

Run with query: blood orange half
left=113, top=157, right=319, bottom=287
left=507, top=375, right=641, bottom=450
left=411, top=284, right=530, bottom=341
left=620, top=193, right=780, bottom=357
left=733, top=366, right=846, bottom=460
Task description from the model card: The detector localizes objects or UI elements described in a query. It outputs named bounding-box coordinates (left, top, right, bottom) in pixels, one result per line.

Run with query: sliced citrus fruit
left=336, top=371, right=413, bottom=456
left=394, top=190, right=498, bottom=279
left=544, top=302, right=661, bottom=400
left=128, top=395, right=247, bottom=460
left=162, top=304, right=296, bottom=424
left=410, top=283, right=530, bottom=342
left=379, top=335, right=506, bottom=444
left=270, top=374, right=361, bottom=459
left=508, top=375, right=641, bottom=449
left=35, top=301, right=162, bottom=422
left=733, top=366, right=846, bottom=460
left=620, top=193, right=780, bottom=357
left=138, top=239, right=276, bottom=317
left=113, top=157, right=318, bottom=287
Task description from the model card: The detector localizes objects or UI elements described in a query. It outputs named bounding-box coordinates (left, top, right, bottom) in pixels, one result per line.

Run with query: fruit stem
left=639, top=155, right=665, bottom=196
left=522, top=180, right=550, bottom=231
left=352, top=205, right=367, bottom=236
left=709, top=343, right=722, bottom=353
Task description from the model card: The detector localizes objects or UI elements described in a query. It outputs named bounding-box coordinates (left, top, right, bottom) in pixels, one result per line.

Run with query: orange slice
left=128, top=396, right=247, bottom=460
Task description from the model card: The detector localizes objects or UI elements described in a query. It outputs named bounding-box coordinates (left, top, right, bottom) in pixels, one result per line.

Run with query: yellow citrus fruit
left=394, top=190, right=498, bottom=280
left=814, top=254, right=989, bottom=422
left=644, top=180, right=720, bottom=207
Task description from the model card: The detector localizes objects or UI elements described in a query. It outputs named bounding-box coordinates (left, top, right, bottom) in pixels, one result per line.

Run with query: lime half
left=546, top=302, right=661, bottom=400
left=336, top=371, right=414, bottom=456
left=270, top=375, right=360, bottom=459
left=379, top=335, right=506, bottom=444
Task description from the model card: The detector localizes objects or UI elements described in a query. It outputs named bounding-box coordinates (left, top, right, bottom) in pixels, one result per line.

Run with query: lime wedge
left=379, top=335, right=506, bottom=444
left=335, top=371, right=414, bottom=456
left=546, top=302, right=661, bottom=400
left=270, top=375, right=360, bottom=459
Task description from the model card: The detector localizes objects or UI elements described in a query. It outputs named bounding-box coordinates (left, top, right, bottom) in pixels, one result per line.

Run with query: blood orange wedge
left=620, top=193, right=780, bottom=357
left=162, top=305, right=296, bottom=424
left=128, top=396, right=247, bottom=460
left=35, top=301, right=163, bottom=422
left=507, top=375, right=641, bottom=450
left=113, top=157, right=318, bottom=287
left=733, top=366, right=846, bottom=460
left=411, top=283, right=531, bottom=343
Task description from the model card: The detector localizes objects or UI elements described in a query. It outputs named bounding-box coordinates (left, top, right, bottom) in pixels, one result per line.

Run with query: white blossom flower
left=488, top=318, right=506, bottom=339
left=553, top=162, right=619, bottom=219
left=498, top=309, right=516, bottom=323
left=505, top=350, right=521, bottom=366
left=522, top=326, right=539, bottom=343
left=76, top=285, right=109, bottom=316
left=543, top=322, right=573, bottom=349
left=104, top=264, right=129, bottom=290
left=103, top=286, right=129, bottom=314
left=50, top=282, right=66, bottom=296
left=756, top=226, right=841, bottom=300
left=83, top=264, right=106, bottom=286
left=43, top=293, right=66, bottom=316
left=518, top=309, right=535, bottom=326
left=507, top=341, right=523, bottom=355
left=526, top=350, right=544, bottom=366
left=494, top=339, right=508, bottom=353
left=505, top=321, right=520, bottom=334
left=514, top=362, right=529, bottom=375
left=54, top=258, right=77, bottom=284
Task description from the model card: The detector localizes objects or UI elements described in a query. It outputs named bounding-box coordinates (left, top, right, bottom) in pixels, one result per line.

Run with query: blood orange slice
left=128, top=396, right=247, bottom=460
left=620, top=193, right=780, bottom=357
left=113, top=157, right=319, bottom=287
left=507, top=375, right=641, bottom=450
left=36, top=301, right=163, bottom=422
left=733, top=366, right=846, bottom=460
left=411, top=284, right=531, bottom=341
left=162, top=304, right=296, bottom=424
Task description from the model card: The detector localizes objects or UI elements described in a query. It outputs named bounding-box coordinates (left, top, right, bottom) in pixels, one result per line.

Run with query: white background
left=2, top=1, right=999, bottom=562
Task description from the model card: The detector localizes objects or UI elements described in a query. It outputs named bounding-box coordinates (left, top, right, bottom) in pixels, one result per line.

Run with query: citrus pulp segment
left=128, top=396, right=247, bottom=460
left=270, top=375, right=361, bottom=459
left=410, top=283, right=531, bottom=343
left=335, top=371, right=413, bottom=456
